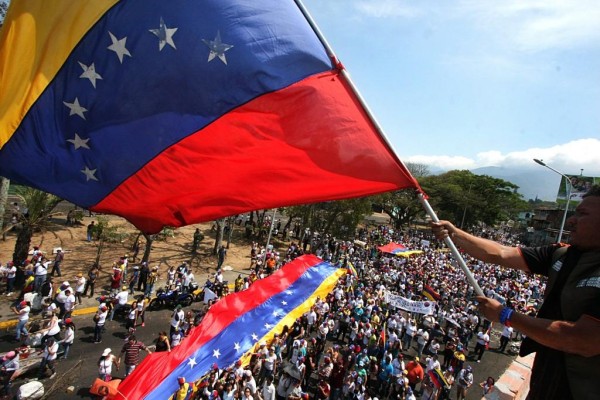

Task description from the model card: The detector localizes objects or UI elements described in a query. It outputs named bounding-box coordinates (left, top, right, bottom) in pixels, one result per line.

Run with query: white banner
left=386, top=293, right=436, bottom=315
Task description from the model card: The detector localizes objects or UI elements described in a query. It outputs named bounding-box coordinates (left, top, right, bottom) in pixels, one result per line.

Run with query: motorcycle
left=148, top=286, right=194, bottom=310
left=96, top=294, right=140, bottom=319
left=193, top=279, right=229, bottom=302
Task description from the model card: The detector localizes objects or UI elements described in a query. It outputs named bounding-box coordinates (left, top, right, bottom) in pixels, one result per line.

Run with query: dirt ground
left=0, top=212, right=264, bottom=283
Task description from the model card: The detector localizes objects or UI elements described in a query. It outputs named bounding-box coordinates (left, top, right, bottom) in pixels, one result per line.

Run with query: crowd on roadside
left=0, top=221, right=545, bottom=400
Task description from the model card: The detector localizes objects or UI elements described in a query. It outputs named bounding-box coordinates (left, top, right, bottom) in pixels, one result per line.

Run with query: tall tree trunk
left=0, top=177, right=10, bottom=239
left=13, top=223, right=32, bottom=286
left=226, top=216, right=235, bottom=249
left=212, top=219, right=224, bottom=255
left=94, top=239, right=105, bottom=269
left=142, top=234, right=154, bottom=264
left=282, top=214, right=295, bottom=240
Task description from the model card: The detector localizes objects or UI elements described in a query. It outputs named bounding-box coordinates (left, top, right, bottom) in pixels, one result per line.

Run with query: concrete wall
left=482, top=353, right=535, bottom=400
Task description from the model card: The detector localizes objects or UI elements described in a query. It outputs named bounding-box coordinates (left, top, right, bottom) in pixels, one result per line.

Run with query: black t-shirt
left=520, top=245, right=600, bottom=400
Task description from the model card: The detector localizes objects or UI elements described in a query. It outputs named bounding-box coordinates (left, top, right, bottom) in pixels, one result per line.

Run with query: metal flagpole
left=263, top=208, right=277, bottom=265
left=418, top=194, right=484, bottom=296
left=294, top=0, right=484, bottom=297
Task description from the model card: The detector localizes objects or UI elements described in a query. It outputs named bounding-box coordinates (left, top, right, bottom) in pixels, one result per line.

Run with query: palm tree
left=12, top=187, right=62, bottom=283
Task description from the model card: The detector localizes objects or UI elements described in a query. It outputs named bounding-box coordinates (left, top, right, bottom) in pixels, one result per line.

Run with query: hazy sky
left=302, top=0, right=600, bottom=178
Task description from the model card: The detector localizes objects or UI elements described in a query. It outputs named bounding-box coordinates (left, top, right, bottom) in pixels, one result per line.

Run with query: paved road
left=0, top=304, right=175, bottom=398
left=0, top=304, right=517, bottom=400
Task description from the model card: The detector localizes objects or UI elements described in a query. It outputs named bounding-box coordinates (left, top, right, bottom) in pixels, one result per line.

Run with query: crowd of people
left=0, top=210, right=560, bottom=399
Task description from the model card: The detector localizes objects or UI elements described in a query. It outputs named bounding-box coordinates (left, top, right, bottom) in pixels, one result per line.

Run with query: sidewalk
left=0, top=266, right=245, bottom=330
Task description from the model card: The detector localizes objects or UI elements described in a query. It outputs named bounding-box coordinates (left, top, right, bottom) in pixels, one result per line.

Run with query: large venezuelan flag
left=377, top=242, right=423, bottom=257
left=114, top=254, right=345, bottom=400
left=0, top=0, right=422, bottom=233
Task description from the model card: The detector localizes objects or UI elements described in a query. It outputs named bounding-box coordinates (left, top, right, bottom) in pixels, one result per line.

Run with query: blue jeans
left=144, top=284, right=155, bottom=298
left=16, top=319, right=28, bottom=340
left=62, top=342, right=72, bottom=359
left=7, top=277, right=15, bottom=293
left=109, top=303, right=125, bottom=321
left=94, top=324, right=104, bottom=342
left=34, top=275, right=46, bottom=292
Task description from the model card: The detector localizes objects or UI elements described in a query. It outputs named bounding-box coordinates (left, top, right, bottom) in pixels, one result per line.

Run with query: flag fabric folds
left=428, top=368, right=449, bottom=389
left=347, top=261, right=358, bottom=278
left=422, top=284, right=441, bottom=301
left=377, top=242, right=423, bottom=257
left=114, top=254, right=345, bottom=400
left=0, top=0, right=422, bottom=233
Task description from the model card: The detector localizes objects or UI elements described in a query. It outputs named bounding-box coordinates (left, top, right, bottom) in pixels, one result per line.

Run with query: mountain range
left=470, top=166, right=560, bottom=202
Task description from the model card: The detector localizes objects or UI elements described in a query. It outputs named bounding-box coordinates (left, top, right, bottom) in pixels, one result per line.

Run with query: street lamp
left=533, top=159, right=572, bottom=243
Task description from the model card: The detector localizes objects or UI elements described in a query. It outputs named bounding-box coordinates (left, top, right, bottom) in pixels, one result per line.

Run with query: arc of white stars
left=202, top=31, right=233, bottom=65
left=149, top=17, right=178, bottom=51
left=78, top=62, right=102, bottom=88
left=234, top=343, right=241, bottom=352
left=108, top=31, right=132, bottom=63
left=63, top=98, right=87, bottom=120
left=251, top=333, right=258, bottom=341
left=81, top=166, right=98, bottom=182
left=187, top=357, right=197, bottom=369
left=213, top=349, right=221, bottom=359
left=67, top=133, right=90, bottom=150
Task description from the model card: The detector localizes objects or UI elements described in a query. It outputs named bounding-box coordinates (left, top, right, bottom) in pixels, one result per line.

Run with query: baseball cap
left=102, top=348, right=112, bottom=356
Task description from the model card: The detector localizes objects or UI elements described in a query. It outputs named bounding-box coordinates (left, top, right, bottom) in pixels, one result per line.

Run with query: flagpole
left=418, top=193, right=484, bottom=297
left=263, top=208, right=277, bottom=265
left=293, top=0, right=406, bottom=170
left=295, top=0, right=484, bottom=297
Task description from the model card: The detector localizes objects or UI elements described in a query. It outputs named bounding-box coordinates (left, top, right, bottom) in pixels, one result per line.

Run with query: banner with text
left=385, top=293, right=436, bottom=315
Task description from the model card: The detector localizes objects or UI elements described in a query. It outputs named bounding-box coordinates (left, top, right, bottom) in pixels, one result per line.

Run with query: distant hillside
left=470, top=166, right=560, bottom=202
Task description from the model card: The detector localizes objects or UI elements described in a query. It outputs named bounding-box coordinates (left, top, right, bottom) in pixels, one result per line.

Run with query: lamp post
left=533, top=159, right=572, bottom=243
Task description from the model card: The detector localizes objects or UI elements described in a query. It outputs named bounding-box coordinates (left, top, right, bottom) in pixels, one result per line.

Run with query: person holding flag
left=170, top=377, right=195, bottom=400
left=431, top=185, right=600, bottom=400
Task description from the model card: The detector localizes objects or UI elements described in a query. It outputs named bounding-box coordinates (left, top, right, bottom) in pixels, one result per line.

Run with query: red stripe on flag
left=115, top=254, right=323, bottom=399
left=92, top=71, right=420, bottom=233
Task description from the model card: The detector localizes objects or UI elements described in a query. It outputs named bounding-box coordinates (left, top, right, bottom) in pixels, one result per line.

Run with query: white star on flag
left=81, top=166, right=98, bottom=182
left=202, top=31, right=233, bottom=65
left=78, top=62, right=102, bottom=88
left=67, top=133, right=90, bottom=150
left=285, top=290, right=293, bottom=295
left=272, top=310, right=280, bottom=317
left=213, top=349, right=221, bottom=359
left=234, top=343, right=241, bottom=352
left=63, top=98, right=87, bottom=120
left=107, top=31, right=132, bottom=63
left=149, top=17, right=178, bottom=51
left=281, top=301, right=287, bottom=306
left=187, top=357, right=197, bottom=369
left=265, top=323, right=273, bottom=329
left=251, top=333, right=258, bottom=341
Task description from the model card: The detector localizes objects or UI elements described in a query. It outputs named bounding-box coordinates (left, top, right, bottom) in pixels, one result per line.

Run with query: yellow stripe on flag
left=0, top=0, right=118, bottom=147
left=240, top=267, right=346, bottom=365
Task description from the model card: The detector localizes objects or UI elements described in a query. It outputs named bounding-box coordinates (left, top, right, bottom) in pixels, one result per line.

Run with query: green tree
left=12, top=187, right=62, bottom=267
left=284, top=198, right=373, bottom=240
left=420, top=170, right=528, bottom=227
left=369, top=162, right=431, bottom=229
left=92, top=215, right=124, bottom=268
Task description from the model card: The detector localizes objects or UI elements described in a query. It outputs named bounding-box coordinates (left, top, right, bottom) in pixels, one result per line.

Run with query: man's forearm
left=510, top=312, right=600, bottom=357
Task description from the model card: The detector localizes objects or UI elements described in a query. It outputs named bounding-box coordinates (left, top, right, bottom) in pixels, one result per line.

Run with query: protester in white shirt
left=109, top=287, right=129, bottom=321
left=37, top=338, right=59, bottom=379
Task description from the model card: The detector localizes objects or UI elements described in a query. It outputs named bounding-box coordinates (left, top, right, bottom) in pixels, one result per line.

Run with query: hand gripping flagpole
left=417, top=193, right=484, bottom=297
left=295, top=0, right=484, bottom=297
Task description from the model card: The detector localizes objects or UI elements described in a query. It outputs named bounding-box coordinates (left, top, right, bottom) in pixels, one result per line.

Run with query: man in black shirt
left=431, top=185, right=600, bottom=400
